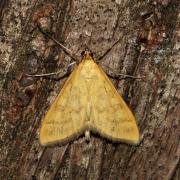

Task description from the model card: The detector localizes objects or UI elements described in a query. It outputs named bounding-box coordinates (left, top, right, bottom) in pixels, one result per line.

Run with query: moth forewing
left=40, top=52, right=139, bottom=145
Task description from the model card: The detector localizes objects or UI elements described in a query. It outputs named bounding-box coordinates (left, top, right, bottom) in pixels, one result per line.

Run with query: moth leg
left=101, top=64, right=145, bottom=80
left=25, top=62, right=76, bottom=79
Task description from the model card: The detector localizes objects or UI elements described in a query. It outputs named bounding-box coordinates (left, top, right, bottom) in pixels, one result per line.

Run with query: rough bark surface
left=0, top=0, right=179, bottom=180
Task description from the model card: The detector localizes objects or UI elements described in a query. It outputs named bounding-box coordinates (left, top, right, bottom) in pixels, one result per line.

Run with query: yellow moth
left=40, top=51, right=139, bottom=145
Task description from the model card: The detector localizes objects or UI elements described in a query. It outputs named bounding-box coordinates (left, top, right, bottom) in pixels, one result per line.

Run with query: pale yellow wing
left=88, top=62, right=139, bottom=144
left=40, top=52, right=139, bottom=145
left=40, top=62, right=88, bottom=145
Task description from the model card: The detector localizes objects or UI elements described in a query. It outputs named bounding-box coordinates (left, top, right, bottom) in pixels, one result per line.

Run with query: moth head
left=81, top=50, right=94, bottom=59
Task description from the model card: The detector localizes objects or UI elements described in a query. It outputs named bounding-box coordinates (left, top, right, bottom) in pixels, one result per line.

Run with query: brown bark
left=0, top=0, right=179, bottom=180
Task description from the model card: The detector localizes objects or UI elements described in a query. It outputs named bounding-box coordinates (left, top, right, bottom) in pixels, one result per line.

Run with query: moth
left=39, top=51, right=140, bottom=146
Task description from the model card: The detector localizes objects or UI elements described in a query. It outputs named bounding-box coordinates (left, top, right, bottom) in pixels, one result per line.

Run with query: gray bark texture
left=0, top=0, right=179, bottom=180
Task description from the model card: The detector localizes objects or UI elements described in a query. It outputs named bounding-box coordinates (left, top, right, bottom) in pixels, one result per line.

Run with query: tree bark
left=0, top=0, right=179, bottom=180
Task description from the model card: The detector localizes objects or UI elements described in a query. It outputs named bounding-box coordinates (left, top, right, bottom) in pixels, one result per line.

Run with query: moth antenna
left=38, top=26, right=80, bottom=61
left=97, top=37, right=122, bottom=62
